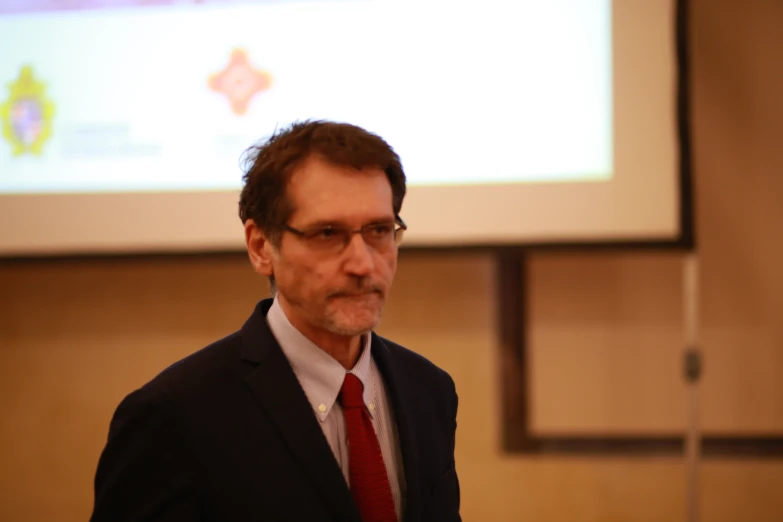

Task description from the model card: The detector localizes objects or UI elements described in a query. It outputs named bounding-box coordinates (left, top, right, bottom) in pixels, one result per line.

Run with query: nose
left=342, top=232, right=374, bottom=277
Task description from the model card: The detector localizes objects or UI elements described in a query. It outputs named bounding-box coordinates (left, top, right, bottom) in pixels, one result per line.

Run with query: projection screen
left=0, top=0, right=685, bottom=255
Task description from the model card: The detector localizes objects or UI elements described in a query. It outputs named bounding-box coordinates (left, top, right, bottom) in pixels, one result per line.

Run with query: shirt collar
left=266, top=296, right=376, bottom=422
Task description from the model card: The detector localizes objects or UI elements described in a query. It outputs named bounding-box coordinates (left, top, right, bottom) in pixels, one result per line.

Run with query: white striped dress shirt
left=266, top=297, right=406, bottom=520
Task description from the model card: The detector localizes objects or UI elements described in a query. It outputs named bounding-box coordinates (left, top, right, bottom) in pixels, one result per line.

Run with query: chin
left=327, top=323, right=376, bottom=337
left=324, top=308, right=381, bottom=337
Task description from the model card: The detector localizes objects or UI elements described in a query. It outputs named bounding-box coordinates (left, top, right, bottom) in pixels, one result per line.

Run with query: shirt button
left=318, top=404, right=327, bottom=413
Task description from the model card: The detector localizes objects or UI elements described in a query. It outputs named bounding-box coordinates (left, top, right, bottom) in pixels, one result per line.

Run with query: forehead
left=287, top=155, right=394, bottom=224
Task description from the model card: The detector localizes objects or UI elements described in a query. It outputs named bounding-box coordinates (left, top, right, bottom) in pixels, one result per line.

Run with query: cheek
left=272, top=254, right=308, bottom=291
left=377, top=252, right=398, bottom=282
left=282, top=256, right=335, bottom=295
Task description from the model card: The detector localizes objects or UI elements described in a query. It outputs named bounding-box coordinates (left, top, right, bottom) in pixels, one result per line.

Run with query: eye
left=367, top=223, right=394, bottom=237
left=314, top=227, right=338, bottom=240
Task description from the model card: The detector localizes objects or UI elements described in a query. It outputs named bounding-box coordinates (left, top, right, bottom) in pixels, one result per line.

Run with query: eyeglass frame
left=279, top=216, right=407, bottom=253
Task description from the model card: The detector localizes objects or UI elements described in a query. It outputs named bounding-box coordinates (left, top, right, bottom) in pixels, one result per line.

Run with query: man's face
left=266, top=156, right=399, bottom=340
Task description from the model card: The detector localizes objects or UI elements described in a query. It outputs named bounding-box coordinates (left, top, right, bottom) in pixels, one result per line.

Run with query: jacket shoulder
left=138, top=330, right=247, bottom=400
left=374, top=334, right=457, bottom=395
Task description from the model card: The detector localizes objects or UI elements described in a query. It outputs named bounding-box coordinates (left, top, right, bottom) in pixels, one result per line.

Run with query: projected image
left=0, top=65, right=55, bottom=156
left=0, top=0, right=612, bottom=194
left=208, top=49, right=273, bottom=116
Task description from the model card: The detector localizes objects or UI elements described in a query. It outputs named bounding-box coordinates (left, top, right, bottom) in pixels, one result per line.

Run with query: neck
left=313, top=334, right=364, bottom=370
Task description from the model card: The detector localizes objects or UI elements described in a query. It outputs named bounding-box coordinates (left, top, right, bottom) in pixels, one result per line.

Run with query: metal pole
left=683, top=253, right=702, bottom=522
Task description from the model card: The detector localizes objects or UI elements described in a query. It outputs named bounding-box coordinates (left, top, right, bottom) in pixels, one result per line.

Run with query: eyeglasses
left=281, top=217, right=407, bottom=254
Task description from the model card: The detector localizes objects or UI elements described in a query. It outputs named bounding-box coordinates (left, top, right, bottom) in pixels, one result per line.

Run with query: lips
left=328, top=288, right=383, bottom=299
left=332, top=291, right=380, bottom=298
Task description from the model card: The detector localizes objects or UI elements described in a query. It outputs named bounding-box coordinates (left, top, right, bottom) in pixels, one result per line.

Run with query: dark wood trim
left=509, top=436, right=783, bottom=458
left=676, top=0, right=696, bottom=250
left=0, top=249, right=248, bottom=266
left=498, top=249, right=531, bottom=452
left=496, top=247, right=783, bottom=458
left=0, top=240, right=691, bottom=265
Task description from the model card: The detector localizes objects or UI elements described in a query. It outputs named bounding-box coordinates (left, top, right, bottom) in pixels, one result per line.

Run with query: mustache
left=327, top=281, right=385, bottom=298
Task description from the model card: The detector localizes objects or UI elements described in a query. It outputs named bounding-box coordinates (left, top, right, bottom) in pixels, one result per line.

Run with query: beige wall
left=1, top=1, right=782, bottom=521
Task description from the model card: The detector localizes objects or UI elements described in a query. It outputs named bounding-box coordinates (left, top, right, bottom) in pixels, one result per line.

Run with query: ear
left=245, top=219, right=276, bottom=277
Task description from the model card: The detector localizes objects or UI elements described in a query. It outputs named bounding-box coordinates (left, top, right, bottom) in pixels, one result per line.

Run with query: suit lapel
left=239, top=300, right=361, bottom=522
left=371, top=335, right=423, bottom=522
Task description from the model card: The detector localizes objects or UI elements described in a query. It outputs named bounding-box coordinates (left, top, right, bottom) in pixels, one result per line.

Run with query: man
left=91, top=120, right=461, bottom=522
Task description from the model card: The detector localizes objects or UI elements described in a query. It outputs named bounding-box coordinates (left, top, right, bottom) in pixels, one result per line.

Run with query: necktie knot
left=340, top=373, right=365, bottom=409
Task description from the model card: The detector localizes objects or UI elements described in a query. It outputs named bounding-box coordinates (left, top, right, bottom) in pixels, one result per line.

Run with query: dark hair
left=238, top=120, right=406, bottom=244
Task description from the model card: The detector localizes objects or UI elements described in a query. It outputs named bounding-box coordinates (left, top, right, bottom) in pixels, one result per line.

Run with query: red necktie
left=340, top=373, right=398, bottom=522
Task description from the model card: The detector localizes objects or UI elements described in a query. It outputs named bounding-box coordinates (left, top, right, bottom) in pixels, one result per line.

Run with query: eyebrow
left=299, top=216, right=396, bottom=229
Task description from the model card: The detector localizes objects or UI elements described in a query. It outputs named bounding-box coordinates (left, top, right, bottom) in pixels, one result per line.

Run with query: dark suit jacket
left=91, top=298, right=461, bottom=522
